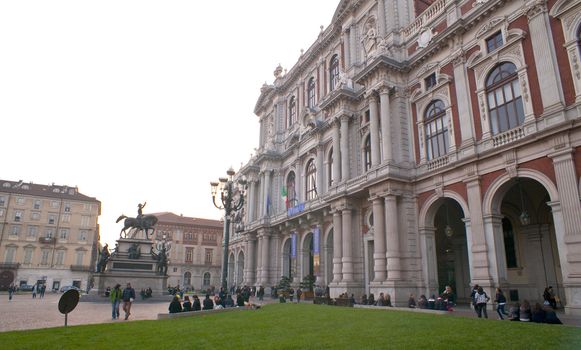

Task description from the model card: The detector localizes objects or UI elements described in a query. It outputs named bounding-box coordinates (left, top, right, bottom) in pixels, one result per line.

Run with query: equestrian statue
left=116, top=202, right=158, bottom=239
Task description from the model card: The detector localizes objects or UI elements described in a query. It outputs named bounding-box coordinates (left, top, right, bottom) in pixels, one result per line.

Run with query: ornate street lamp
left=210, top=167, right=247, bottom=292
left=517, top=179, right=530, bottom=226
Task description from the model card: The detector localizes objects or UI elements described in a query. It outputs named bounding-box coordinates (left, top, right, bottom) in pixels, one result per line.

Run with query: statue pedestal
left=91, top=238, right=168, bottom=296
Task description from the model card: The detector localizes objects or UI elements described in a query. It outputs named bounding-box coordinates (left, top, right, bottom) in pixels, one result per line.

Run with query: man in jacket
left=122, top=283, right=136, bottom=320
left=110, top=284, right=123, bottom=319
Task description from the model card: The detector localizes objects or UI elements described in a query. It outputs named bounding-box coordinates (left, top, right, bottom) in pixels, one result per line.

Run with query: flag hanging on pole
left=281, top=186, right=288, bottom=209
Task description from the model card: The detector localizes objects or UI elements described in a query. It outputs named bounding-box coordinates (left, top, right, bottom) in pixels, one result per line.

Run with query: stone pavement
left=0, top=292, right=169, bottom=332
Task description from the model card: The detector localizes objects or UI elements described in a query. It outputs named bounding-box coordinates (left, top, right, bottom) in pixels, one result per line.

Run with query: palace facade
left=227, top=0, right=581, bottom=315
left=0, top=180, right=101, bottom=291
left=151, top=212, right=223, bottom=290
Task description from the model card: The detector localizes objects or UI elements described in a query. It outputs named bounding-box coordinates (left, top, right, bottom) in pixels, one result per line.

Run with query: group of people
left=360, top=293, right=393, bottom=307
left=168, top=291, right=257, bottom=314
left=109, top=283, right=136, bottom=320
left=469, top=284, right=562, bottom=324
left=7, top=283, right=47, bottom=300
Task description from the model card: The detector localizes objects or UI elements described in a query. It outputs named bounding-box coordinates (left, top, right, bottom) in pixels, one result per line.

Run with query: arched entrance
left=325, top=228, right=334, bottom=286
left=0, top=270, right=15, bottom=290
left=302, top=233, right=314, bottom=281
left=492, top=177, right=563, bottom=304
left=236, top=251, right=244, bottom=287
left=282, top=238, right=292, bottom=279
left=183, top=271, right=192, bottom=288
left=228, top=252, right=235, bottom=287
left=433, top=198, right=470, bottom=301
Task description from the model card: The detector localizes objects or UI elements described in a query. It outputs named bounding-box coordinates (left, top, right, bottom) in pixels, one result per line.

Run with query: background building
left=0, top=180, right=101, bottom=291
left=151, top=212, right=222, bottom=291
left=226, top=0, right=581, bottom=315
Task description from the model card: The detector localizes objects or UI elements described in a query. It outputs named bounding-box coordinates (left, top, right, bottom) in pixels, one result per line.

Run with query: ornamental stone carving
left=417, top=27, right=436, bottom=48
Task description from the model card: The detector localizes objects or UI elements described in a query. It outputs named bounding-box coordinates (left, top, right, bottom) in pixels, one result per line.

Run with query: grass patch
left=1, top=304, right=580, bottom=349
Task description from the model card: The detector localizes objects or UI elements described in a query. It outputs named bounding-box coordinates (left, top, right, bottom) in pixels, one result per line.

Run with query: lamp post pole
left=211, top=168, right=246, bottom=293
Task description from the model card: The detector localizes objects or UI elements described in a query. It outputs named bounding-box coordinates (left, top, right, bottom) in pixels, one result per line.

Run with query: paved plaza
left=0, top=292, right=169, bottom=332
left=1, top=292, right=580, bottom=333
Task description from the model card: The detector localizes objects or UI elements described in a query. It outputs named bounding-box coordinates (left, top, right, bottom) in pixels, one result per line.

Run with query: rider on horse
left=137, top=202, right=147, bottom=226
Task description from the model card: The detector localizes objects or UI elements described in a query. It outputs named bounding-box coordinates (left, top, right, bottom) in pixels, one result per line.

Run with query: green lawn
left=1, top=304, right=580, bottom=349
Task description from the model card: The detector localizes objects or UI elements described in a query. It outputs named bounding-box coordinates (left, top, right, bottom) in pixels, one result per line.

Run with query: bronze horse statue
left=116, top=214, right=158, bottom=239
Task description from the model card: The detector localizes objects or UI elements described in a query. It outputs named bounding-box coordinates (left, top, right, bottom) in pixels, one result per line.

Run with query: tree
left=300, top=274, right=316, bottom=292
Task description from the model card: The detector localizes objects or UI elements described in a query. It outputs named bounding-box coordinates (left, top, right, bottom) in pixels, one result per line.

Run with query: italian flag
left=281, top=186, right=288, bottom=209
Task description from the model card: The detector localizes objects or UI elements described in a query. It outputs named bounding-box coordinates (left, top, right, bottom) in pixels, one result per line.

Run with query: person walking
left=8, top=283, right=15, bottom=301
left=474, top=286, right=490, bottom=319
left=494, top=288, right=508, bottom=320
left=296, top=288, right=302, bottom=303
left=32, top=283, right=37, bottom=299
left=470, top=284, right=479, bottom=316
left=122, top=283, right=136, bottom=320
left=110, top=284, right=123, bottom=319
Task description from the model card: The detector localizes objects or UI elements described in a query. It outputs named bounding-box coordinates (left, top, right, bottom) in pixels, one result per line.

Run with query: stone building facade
left=227, top=0, right=581, bottom=315
left=0, top=180, right=101, bottom=291
left=151, top=212, right=223, bottom=291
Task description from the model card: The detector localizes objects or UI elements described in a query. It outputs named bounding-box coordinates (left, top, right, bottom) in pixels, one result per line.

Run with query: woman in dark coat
left=168, top=296, right=182, bottom=313
left=182, top=295, right=193, bottom=312
left=203, top=294, right=214, bottom=310
left=192, top=295, right=201, bottom=311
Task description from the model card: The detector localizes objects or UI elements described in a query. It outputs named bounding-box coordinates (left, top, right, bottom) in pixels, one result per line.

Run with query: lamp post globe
left=210, top=169, right=245, bottom=293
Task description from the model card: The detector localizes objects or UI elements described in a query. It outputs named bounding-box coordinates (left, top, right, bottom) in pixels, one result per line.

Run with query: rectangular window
left=10, top=225, right=21, bottom=236
left=0, top=208, right=4, bottom=217
left=486, top=31, right=503, bottom=53
left=24, top=248, right=34, bottom=264
left=205, top=249, right=213, bottom=265
left=45, top=228, right=54, bottom=239
left=64, top=203, right=71, bottom=212
left=48, top=214, right=57, bottom=225
left=31, top=211, right=40, bottom=220
left=83, top=203, right=92, bottom=211
left=51, top=201, right=59, bottom=208
left=14, top=210, right=22, bottom=222
left=62, top=214, right=70, bottom=223
left=28, top=226, right=38, bottom=238
left=79, top=230, right=87, bottom=241
left=81, top=216, right=90, bottom=227
left=16, top=197, right=25, bottom=205
left=425, top=73, right=437, bottom=90
left=75, top=251, right=85, bottom=265
left=59, top=229, right=69, bottom=240
left=41, top=250, right=50, bottom=265
left=0, top=196, right=5, bottom=207
left=33, top=200, right=41, bottom=210
left=56, top=250, right=65, bottom=265
left=4, top=247, right=16, bottom=263
left=185, top=247, right=194, bottom=263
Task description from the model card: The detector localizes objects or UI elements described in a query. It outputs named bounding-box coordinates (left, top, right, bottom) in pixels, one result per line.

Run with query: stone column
left=526, top=3, right=563, bottom=111
left=248, top=179, right=256, bottom=223
left=379, top=87, right=392, bottom=163
left=464, top=176, right=493, bottom=286
left=255, top=234, right=263, bottom=286
left=332, top=210, right=343, bottom=283
left=483, top=214, right=507, bottom=284
left=419, top=227, right=438, bottom=294
left=341, top=207, right=354, bottom=282
left=245, top=234, right=257, bottom=285
left=368, top=93, right=381, bottom=167
left=316, top=145, right=324, bottom=195
left=384, top=195, right=401, bottom=280
left=349, top=25, right=357, bottom=66
left=333, top=119, right=341, bottom=184
left=260, top=231, right=270, bottom=285
left=549, top=149, right=581, bottom=237
left=371, top=196, right=387, bottom=282
left=340, top=115, right=350, bottom=182
left=342, top=29, right=351, bottom=67
left=453, top=56, right=475, bottom=145
left=263, top=170, right=271, bottom=217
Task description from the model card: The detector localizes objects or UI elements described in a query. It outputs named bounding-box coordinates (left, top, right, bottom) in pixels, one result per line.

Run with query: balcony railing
left=492, top=126, right=525, bottom=147
left=0, top=263, right=20, bottom=269
left=70, top=265, right=91, bottom=272
left=401, top=0, right=451, bottom=41
left=39, top=237, right=55, bottom=244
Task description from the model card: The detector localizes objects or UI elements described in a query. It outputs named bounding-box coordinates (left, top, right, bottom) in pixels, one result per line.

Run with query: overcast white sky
left=0, top=0, right=339, bottom=247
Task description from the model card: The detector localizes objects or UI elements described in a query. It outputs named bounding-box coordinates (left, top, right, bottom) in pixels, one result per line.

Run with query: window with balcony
left=363, top=135, right=372, bottom=171
left=486, top=31, right=503, bottom=53
left=305, top=159, right=317, bottom=201
left=329, top=55, right=340, bottom=91
left=307, top=77, right=316, bottom=109
left=486, top=62, right=524, bottom=135
left=424, top=100, right=449, bottom=160
left=288, top=96, right=297, bottom=127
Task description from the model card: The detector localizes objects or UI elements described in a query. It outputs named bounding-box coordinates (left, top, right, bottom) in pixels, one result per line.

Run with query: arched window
left=183, top=271, right=191, bottom=286
left=577, top=25, right=581, bottom=55
left=327, top=148, right=334, bottom=187
left=286, top=171, right=297, bottom=208
left=424, top=100, right=449, bottom=160
left=288, top=96, right=297, bottom=127
left=307, top=77, right=316, bottom=109
left=305, top=159, right=317, bottom=201
left=329, top=55, right=340, bottom=91
left=502, top=218, right=518, bottom=268
left=363, top=135, right=372, bottom=171
left=486, top=62, right=524, bottom=135
left=203, top=272, right=211, bottom=286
